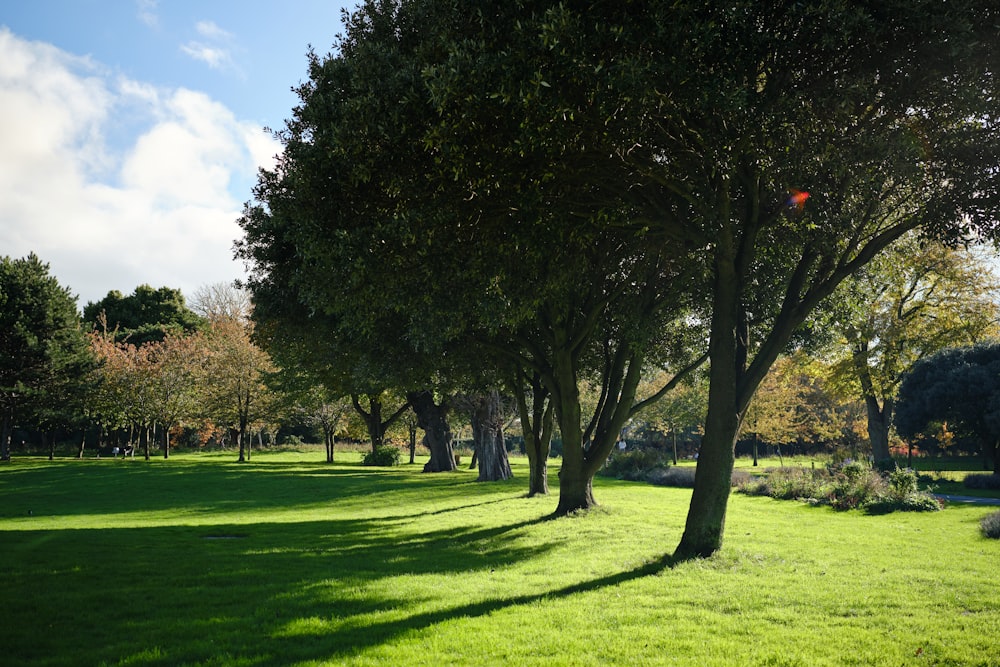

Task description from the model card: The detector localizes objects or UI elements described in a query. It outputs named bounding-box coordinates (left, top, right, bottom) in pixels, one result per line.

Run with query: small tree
left=200, top=317, right=277, bottom=462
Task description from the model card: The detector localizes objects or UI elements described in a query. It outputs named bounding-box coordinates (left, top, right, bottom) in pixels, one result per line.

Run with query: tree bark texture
left=470, top=389, right=512, bottom=482
left=409, top=390, right=456, bottom=472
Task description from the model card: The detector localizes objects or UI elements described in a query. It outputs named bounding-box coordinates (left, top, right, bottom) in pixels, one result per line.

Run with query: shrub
left=599, top=448, right=670, bottom=481
left=767, top=467, right=825, bottom=501
left=865, top=494, right=942, bottom=514
left=840, top=460, right=869, bottom=481
left=363, top=446, right=401, bottom=467
left=981, top=511, right=1000, bottom=539
left=887, top=468, right=919, bottom=499
left=964, top=473, right=1000, bottom=490
left=829, top=472, right=886, bottom=510
left=735, top=464, right=940, bottom=514
left=646, top=466, right=695, bottom=488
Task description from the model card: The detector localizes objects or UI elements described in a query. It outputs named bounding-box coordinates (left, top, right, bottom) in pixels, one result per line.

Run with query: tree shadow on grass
left=0, top=510, right=565, bottom=665
left=0, top=459, right=498, bottom=519
left=0, top=459, right=674, bottom=664
left=268, top=553, right=677, bottom=664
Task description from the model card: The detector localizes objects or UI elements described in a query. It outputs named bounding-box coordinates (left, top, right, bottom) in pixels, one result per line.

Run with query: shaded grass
left=1, top=451, right=999, bottom=666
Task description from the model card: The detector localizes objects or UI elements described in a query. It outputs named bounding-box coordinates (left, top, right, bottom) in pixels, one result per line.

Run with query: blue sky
left=1, top=0, right=352, bottom=307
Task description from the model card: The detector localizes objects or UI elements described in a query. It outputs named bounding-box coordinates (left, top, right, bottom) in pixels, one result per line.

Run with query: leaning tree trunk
left=675, top=243, right=743, bottom=562
left=408, top=390, right=456, bottom=472
left=471, top=390, right=512, bottom=482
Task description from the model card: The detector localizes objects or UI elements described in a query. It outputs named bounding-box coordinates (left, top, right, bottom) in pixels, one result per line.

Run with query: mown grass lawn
left=1, top=449, right=998, bottom=666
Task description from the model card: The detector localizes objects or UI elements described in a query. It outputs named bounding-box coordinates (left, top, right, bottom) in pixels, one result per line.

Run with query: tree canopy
left=83, top=284, right=205, bottom=345
left=0, top=253, right=91, bottom=460
left=896, top=344, right=1000, bottom=474
left=237, top=0, right=1000, bottom=558
left=825, top=238, right=1000, bottom=462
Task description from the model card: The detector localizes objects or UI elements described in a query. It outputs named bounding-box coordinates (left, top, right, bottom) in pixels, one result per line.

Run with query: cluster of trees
left=0, top=260, right=521, bottom=475
left=0, top=269, right=281, bottom=462
left=236, top=0, right=1000, bottom=559
left=85, top=289, right=276, bottom=462
left=5, top=2, right=1000, bottom=561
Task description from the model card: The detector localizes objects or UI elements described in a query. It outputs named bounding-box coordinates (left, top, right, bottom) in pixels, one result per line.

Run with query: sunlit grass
left=1, top=450, right=998, bottom=666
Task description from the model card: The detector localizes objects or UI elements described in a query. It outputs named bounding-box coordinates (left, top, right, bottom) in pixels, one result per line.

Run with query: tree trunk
left=553, top=340, right=645, bottom=514
left=675, top=240, right=743, bottom=561
left=77, top=431, right=86, bottom=459
left=864, top=395, right=892, bottom=463
left=235, top=427, right=246, bottom=462
left=408, top=421, right=417, bottom=464
left=514, top=373, right=554, bottom=497
left=557, top=464, right=596, bottom=514
left=983, top=437, right=999, bottom=475
left=45, top=431, right=54, bottom=461
left=552, top=348, right=591, bottom=514
left=408, top=390, right=456, bottom=472
left=352, top=394, right=386, bottom=453
left=471, top=390, right=512, bottom=482
left=325, top=428, right=335, bottom=463
left=675, top=393, right=740, bottom=561
left=162, top=423, right=171, bottom=459
left=853, top=343, right=893, bottom=462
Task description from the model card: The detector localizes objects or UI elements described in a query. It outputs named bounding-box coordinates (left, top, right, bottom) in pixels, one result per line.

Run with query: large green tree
left=583, top=0, right=1000, bottom=560
left=237, top=0, right=703, bottom=507
left=83, top=285, right=205, bottom=346
left=0, top=253, right=91, bottom=460
left=238, top=0, right=1000, bottom=560
left=896, top=344, right=1000, bottom=474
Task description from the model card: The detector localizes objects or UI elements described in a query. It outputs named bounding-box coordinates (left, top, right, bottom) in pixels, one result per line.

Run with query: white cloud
left=180, top=42, right=234, bottom=71
left=0, top=28, right=281, bottom=307
left=181, top=20, right=242, bottom=77
left=195, top=20, right=233, bottom=41
left=136, top=0, right=159, bottom=28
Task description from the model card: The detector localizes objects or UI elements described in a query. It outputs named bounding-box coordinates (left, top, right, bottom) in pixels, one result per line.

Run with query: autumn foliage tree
left=201, top=317, right=277, bottom=462
left=826, top=238, right=1000, bottom=462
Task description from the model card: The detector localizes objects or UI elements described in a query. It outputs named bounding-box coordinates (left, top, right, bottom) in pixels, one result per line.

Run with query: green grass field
left=2, top=449, right=998, bottom=666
